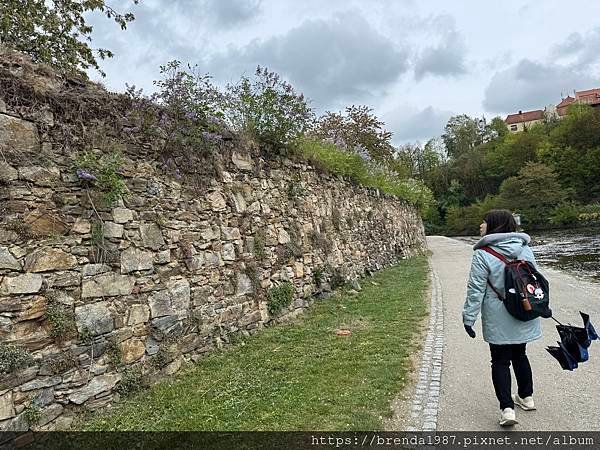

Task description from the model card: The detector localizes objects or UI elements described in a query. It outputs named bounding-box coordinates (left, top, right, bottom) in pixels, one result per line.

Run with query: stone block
left=221, top=227, right=241, bottom=240
left=71, top=218, right=91, bottom=234
left=24, top=249, right=77, bottom=273
left=127, top=304, right=149, bottom=325
left=231, top=152, right=253, bottom=170
left=0, top=114, right=39, bottom=154
left=236, top=273, right=253, bottom=296
left=67, top=374, right=120, bottom=405
left=0, top=161, right=18, bottom=183
left=81, top=263, right=111, bottom=277
left=207, top=191, right=226, bottom=211
left=102, top=222, right=123, bottom=239
left=112, top=207, right=133, bottom=224
left=140, top=223, right=165, bottom=250
left=23, top=209, right=68, bottom=237
left=81, top=273, right=134, bottom=298
left=119, top=338, right=145, bottom=364
left=0, top=392, right=15, bottom=421
left=17, top=166, right=60, bottom=186
left=74, top=302, right=113, bottom=335
left=120, top=247, right=153, bottom=273
left=0, top=247, right=21, bottom=270
left=148, top=279, right=190, bottom=318
left=0, top=273, right=43, bottom=294
left=222, top=243, right=236, bottom=261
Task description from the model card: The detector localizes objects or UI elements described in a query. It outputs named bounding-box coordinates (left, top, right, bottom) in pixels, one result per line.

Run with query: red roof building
left=504, top=109, right=544, bottom=132
left=575, top=88, right=600, bottom=106
left=556, top=96, right=575, bottom=116
left=505, top=109, right=544, bottom=125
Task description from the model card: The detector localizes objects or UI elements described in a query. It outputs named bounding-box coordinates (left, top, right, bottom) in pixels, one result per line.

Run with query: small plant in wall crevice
left=266, top=282, right=294, bottom=316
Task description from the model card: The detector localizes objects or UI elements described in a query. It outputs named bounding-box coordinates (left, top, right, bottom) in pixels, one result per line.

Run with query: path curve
left=427, top=235, right=600, bottom=431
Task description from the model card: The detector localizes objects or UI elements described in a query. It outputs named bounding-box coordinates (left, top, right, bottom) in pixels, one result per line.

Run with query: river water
left=451, top=227, right=600, bottom=283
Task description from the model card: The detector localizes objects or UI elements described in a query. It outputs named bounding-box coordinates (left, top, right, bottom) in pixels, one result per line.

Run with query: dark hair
left=483, top=209, right=517, bottom=235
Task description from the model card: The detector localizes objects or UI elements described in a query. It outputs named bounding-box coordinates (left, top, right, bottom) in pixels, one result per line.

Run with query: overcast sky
left=89, top=0, right=600, bottom=145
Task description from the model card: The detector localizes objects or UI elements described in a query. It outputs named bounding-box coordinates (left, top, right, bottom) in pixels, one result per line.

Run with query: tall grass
left=295, top=138, right=432, bottom=211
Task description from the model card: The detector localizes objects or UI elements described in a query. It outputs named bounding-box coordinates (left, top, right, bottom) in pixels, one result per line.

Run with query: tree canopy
left=0, top=0, right=138, bottom=75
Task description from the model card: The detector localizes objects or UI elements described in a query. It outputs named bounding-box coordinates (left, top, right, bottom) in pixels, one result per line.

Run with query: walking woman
left=462, top=209, right=541, bottom=426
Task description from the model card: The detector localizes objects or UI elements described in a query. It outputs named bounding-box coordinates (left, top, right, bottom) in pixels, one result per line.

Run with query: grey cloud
left=414, top=15, right=467, bottom=81
left=204, top=0, right=262, bottom=28
left=551, top=32, right=584, bottom=58
left=483, top=51, right=513, bottom=71
left=204, top=12, right=410, bottom=109
left=483, top=59, right=600, bottom=114
left=385, top=106, right=454, bottom=144
left=551, top=28, right=600, bottom=70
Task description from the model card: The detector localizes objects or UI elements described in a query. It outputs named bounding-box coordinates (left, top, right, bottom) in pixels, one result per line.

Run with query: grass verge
left=78, top=256, right=429, bottom=431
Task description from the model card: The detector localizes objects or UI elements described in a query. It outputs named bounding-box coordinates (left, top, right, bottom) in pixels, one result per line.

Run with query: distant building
left=557, top=96, right=575, bottom=117
left=505, top=86, right=600, bottom=133
left=557, top=88, right=600, bottom=116
left=505, top=109, right=544, bottom=132
left=574, top=88, right=600, bottom=107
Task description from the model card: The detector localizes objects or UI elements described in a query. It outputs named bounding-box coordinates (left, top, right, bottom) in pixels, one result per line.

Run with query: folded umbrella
left=556, top=324, right=589, bottom=362
left=547, top=312, right=597, bottom=370
left=581, top=311, right=599, bottom=341
left=546, top=341, right=579, bottom=371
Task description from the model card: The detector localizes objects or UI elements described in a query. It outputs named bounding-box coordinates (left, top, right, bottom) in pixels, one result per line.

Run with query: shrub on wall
left=46, top=302, right=77, bottom=339
left=224, top=66, right=314, bottom=148
left=0, top=343, right=34, bottom=374
left=74, top=150, right=126, bottom=205
left=267, top=282, right=294, bottom=316
left=296, top=138, right=432, bottom=211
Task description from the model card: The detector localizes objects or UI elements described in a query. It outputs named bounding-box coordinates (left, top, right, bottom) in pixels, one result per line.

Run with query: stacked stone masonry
left=0, top=54, right=426, bottom=431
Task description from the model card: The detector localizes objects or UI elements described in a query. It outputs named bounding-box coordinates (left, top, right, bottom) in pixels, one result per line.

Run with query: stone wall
left=0, top=52, right=426, bottom=431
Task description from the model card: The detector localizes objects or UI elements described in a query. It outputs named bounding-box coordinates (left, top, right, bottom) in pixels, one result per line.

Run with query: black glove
left=464, top=324, right=476, bottom=339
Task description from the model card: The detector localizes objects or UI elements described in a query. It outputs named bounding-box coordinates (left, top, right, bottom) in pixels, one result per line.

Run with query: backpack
left=481, top=246, right=553, bottom=321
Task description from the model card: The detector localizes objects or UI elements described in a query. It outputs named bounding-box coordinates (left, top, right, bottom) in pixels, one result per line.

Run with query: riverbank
left=451, top=225, right=600, bottom=282
left=74, top=257, right=429, bottom=431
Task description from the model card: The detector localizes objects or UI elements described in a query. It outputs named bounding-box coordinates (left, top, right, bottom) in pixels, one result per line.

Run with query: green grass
left=294, top=138, right=433, bottom=211
left=78, top=257, right=429, bottom=431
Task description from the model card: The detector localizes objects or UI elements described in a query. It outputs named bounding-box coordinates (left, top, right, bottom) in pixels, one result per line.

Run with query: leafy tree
left=538, top=105, right=600, bottom=202
left=445, top=195, right=499, bottom=235
left=0, top=0, right=138, bottom=76
left=485, top=127, right=543, bottom=179
left=497, top=162, right=567, bottom=226
left=483, top=116, right=509, bottom=142
left=312, top=105, right=395, bottom=162
left=441, top=114, right=483, bottom=159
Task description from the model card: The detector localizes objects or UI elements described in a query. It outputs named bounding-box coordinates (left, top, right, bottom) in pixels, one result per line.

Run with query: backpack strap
left=480, top=246, right=507, bottom=300
left=480, top=246, right=509, bottom=264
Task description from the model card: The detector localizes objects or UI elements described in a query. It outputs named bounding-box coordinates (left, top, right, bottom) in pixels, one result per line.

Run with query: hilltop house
left=504, top=109, right=545, bottom=132
left=506, top=86, right=600, bottom=132
left=557, top=88, right=600, bottom=116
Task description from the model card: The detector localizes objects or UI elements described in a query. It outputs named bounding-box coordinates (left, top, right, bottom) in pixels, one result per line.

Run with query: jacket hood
left=473, top=232, right=531, bottom=259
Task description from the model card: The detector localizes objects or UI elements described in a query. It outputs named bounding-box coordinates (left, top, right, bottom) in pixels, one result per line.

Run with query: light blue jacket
left=462, top=232, right=542, bottom=345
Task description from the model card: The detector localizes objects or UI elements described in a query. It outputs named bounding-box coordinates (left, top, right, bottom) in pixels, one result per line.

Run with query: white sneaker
left=499, top=408, right=518, bottom=426
left=512, top=394, right=536, bottom=411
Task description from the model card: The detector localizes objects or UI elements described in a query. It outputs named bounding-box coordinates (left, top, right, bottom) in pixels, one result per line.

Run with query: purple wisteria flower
left=76, top=169, right=97, bottom=181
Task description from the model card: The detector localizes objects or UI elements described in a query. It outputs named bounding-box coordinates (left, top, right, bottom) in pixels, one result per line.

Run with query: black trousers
left=489, top=343, right=534, bottom=410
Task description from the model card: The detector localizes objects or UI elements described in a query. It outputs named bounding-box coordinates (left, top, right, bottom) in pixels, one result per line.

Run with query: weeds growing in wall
left=295, top=138, right=432, bottom=211
left=0, top=343, right=34, bottom=374
left=266, top=282, right=294, bottom=316
left=74, top=150, right=126, bottom=206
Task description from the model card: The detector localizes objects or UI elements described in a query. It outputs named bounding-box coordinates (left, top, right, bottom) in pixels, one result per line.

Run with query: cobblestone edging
left=407, top=268, right=444, bottom=431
